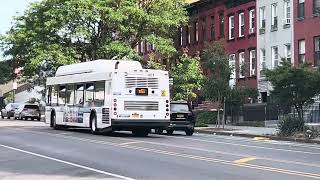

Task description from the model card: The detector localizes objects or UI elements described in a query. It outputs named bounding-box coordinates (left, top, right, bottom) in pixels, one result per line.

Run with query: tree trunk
left=296, top=106, right=303, bottom=121
left=216, top=95, right=221, bottom=128
left=217, top=107, right=220, bottom=128
left=223, top=97, right=226, bottom=129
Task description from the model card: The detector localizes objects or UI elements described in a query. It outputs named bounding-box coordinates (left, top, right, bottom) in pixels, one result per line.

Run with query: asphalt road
left=0, top=119, right=319, bottom=180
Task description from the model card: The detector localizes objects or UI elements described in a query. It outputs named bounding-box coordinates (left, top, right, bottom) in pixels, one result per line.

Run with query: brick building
left=294, top=0, right=320, bottom=66
left=179, top=0, right=257, bottom=89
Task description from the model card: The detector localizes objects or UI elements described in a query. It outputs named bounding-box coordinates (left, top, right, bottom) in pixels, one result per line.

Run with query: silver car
left=1, top=103, right=20, bottom=119
left=14, top=104, right=41, bottom=121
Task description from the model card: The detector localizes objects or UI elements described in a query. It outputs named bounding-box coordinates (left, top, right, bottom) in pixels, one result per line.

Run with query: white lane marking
left=119, top=141, right=142, bottom=146
left=0, top=144, right=135, bottom=180
left=7, top=128, right=320, bottom=169
left=152, top=134, right=320, bottom=155
left=58, top=132, right=73, bottom=135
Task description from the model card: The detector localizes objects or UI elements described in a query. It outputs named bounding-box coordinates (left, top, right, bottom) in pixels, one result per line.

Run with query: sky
left=0, top=0, right=38, bottom=60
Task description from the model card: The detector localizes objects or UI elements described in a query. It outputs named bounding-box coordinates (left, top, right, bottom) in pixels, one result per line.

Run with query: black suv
left=156, top=101, right=195, bottom=136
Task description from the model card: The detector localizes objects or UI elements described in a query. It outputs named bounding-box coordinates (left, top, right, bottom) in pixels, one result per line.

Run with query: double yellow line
left=9, top=128, right=320, bottom=179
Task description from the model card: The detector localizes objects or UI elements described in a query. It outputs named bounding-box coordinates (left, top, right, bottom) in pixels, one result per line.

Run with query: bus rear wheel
left=51, top=112, right=60, bottom=130
left=166, top=129, right=174, bottom=135
left=132, top=129, right=150, bottom=137
left=90, top=114, right=100, bottom=135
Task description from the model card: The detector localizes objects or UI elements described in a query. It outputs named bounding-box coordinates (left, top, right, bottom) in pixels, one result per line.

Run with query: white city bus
left=45, top=60, right=170, bottom=136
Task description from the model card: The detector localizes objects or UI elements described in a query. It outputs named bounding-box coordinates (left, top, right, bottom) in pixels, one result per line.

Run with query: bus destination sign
left=135, top=88, right=148, bottom=96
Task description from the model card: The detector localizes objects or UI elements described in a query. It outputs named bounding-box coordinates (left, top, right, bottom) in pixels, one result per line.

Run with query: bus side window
left=66, top=85, right=75, bottom=105
left=58, top=86, right=66, bottom=105
left=94, top=81, right=105, bottom=107
left=85, top=83, right=94, bottom=107
left=75, top=84, right=84, bottom=106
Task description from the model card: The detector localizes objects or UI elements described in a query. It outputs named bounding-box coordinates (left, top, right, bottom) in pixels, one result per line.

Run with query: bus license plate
left=177, top=114, right=184, bottom=118
left=132, top=113, right=140, bottom=118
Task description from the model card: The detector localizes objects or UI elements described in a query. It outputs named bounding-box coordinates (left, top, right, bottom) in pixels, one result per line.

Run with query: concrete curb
left=195, top=129, right=320, bottom=145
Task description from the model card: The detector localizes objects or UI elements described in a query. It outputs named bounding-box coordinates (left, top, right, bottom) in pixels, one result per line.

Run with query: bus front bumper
left=111, top=119, right=170, bottom=129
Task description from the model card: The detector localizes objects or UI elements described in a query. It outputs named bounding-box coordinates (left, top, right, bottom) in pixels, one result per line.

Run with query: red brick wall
left=294, top=0, right=320, bottom=66
left=181, top=0, right=257, bottom=89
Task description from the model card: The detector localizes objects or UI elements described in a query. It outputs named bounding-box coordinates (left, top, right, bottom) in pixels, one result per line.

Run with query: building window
left=239, top=12, right=245, bottom=37
left=315, top=36, right=320, bottom=66
left=298, top=0, right=305, bottom=19
left=219, top=13, right=224, bottom=37
left=260, top=49, right=266, bottom=75
left=249, top=50, right=256, bottom=77
left=186, top=25, right=191, bottom=45
left=314, top=0, right=320, bottom=15
left=201, top=17, right=206, bottom=42
left=140, top=41, right=145, bottom=54
left=152, top=43, right=156, bottom=51
left=298, top=39, right=305, bottom=64
left=239, top=52, right=245, bottom=78
left=146, top=42, right=152, bottom=52
left=194, top=21, right=199, bottom=43
left=284, top=44, right=292, bottom=62
left=249, top=9, right=255, bottom=34
left=228, top=15, right=235, bottom=40
left=272, top=46, right=279, bottom=68
left=271, top=3, right=278, bottom=31
left=283, top=1, right=291, bottom=27
left=210, top=16, right=215, bottom=41
left=229, top=54, right=236, bottom=79
left=259, top=7, right=266, bottom=34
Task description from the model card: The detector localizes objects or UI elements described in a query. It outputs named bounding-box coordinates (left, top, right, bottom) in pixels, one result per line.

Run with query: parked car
left=1, top=103, right=20, bottom=119
left=155, top=101, right=195, bottom=136
left=14, top=104, right=41, bottom=121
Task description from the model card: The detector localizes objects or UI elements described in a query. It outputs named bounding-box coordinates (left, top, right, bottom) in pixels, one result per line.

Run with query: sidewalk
left=195, top=124, right=320, bottom=144
left=198, top=125, right=277, bottom=136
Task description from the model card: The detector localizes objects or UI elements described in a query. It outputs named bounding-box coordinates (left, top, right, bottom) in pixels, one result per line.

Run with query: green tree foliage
left=201, top=41, right=232, bottom=127
left=278, top=116, right=304, bottom=136
left=145, top=60, right=166, bottom=70
left=201, top=41, right=231, bottom=103
left=0, top=60, right=14, bottom=84
left=265, top=60, right=320, bottom=120
left=171, top=53, right=204, bottom=101
left=1, top=0, right=188, bottom=77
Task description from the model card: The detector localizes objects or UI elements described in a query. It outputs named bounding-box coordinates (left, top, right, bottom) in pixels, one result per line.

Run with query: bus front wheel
left=90, top=114, right=100, bottom=135
left=51, top=112, right=60, bottom=130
